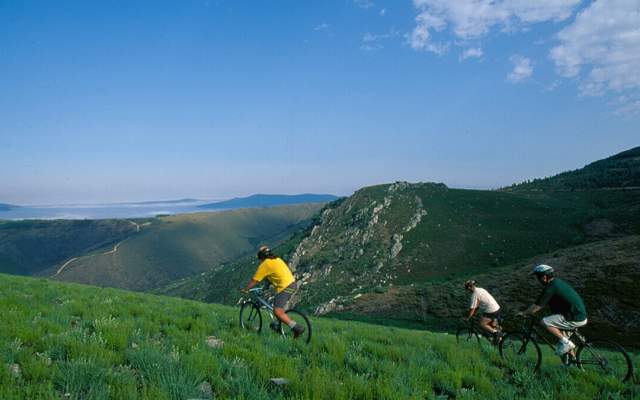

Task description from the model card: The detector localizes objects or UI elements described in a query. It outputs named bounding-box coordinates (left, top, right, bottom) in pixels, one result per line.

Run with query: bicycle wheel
left=239, top=302, right=262, bottom=333
left=576, top=339, right=633, bottom=382
left=499, top=332, right=542, bottom=373
left=278, top=309, right=312, bottom=344
left=456, top=327, right=481, bottom=345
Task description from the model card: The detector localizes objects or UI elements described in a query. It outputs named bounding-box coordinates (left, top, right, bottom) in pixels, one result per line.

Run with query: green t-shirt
left=535, top=278, right=587, bottom=321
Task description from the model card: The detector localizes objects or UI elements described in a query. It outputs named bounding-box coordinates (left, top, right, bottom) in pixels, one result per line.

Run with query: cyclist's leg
left=273, top=282, right=299, bottom=327
left=479, top=309, right=500, bottom=336
left=542, top=315, right=586, bottom=355
left=541, top=317, right=565, bottom=340
left=273, top=307, right=293, bottom=324
left=478, top=316, right=497, bottom=336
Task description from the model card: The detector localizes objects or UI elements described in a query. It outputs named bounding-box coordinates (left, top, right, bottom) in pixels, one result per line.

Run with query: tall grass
left=0, top=273, right=637, bottom=399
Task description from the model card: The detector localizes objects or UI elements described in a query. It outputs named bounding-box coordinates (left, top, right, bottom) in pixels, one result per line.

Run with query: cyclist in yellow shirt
left=242, top=245, right=305, bottom=338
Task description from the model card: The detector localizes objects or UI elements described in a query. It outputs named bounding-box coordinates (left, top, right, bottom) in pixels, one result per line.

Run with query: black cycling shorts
left=483, top=308, right=502, bottom=320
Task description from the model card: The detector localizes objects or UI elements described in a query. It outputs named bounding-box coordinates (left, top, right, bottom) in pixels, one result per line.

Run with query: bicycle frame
left=244, top=288, right=284, bottom=333
left=519, top=317, right=586, bottom=363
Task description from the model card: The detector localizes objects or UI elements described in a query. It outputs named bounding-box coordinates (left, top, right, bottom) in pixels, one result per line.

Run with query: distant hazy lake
left=0, top=200, right=216, bottom=220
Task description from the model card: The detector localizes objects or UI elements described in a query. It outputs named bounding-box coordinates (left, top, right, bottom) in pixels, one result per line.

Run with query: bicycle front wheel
left=456, top=327, right=480, bottom=345
left=576, top=339, right=633, bottom=383
left=239, top=302, right=262, bottom=333
left=499, top=332, right=542, bottom=373
left=279, top=309, right=312, bottom=344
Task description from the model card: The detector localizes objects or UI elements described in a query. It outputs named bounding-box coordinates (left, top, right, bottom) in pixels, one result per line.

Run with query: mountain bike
left=499, top=315, right=633, bottom=382
left=239, top=287, right=312, bottom=344
left=456, top=316, right=504, bottom=346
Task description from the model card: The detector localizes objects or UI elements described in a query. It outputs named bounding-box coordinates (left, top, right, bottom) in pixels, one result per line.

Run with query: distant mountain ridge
left=198, top=193, right=339, bottom=210
left=0, top=203, right=18, bottom=211
left=504, top=146, right=640, bottom=191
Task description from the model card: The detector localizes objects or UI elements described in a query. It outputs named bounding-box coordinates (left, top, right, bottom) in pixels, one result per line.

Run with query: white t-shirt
left=469, top=287, right=500, bottom=313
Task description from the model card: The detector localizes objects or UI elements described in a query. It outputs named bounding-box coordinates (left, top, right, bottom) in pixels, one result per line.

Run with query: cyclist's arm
left=466, top=306, right=478, bottom=320
left=522, top=304, right=542, bottom=316
left=242, top=279, right=259, bottom=292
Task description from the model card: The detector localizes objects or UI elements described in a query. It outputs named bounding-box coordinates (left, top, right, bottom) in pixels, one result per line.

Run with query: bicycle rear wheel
left=239, top=302, right=262, bottom=333
left=278, top=309, right=312, bottom=344
left=576, top=339, right=633, bottom=382
left=456, top=327, right=481, bottom=345
left=499, top=332, right=542, bottom=373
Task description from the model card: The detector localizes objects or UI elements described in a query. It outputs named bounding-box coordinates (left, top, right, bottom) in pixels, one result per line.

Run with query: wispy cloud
left=612, top=95, right=640, bottom=117
left=408, top=0, right=580, bottom=54
left=314, top=23, right=330, bottom=32
left=550, top=0, right=640, bottom=98
left=379, top=8, right=386, bottom=16
left=354, top=0, right=374, bottom=10
left=507, top=55, right=533, bottom=83
left=361, top=29, right=400, bottom=51
left=460, top=47, right=483, bottom=61
left=405, top=0, right=640, bottom=116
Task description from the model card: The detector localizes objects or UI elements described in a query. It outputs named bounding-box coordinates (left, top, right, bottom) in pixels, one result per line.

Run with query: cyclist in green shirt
left=519, top=264, right=588, bottom=355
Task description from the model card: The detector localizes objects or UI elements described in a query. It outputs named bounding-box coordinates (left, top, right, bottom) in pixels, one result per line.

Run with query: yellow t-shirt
left=252, top=257, right=295, bottom=293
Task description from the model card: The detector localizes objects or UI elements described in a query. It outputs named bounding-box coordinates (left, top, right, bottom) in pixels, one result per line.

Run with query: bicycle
left=499, top=315, right=633, bottom=382
left=239, top=287, right=312, bottom=344
left=456, top=316, right=504, bottom=346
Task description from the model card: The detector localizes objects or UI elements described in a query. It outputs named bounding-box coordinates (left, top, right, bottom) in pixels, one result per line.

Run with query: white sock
left=287, top=321, right=297, bottom=328
left=560, top=337, right=569, bottom=344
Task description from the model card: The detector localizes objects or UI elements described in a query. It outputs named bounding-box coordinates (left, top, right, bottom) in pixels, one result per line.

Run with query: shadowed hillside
left=52, top=204, right=325, bottom=291
left=0, top=219, right=138, bottom=276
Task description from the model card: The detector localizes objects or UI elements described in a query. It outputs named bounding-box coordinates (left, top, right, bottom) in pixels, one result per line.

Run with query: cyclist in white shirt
left=464, top=280, right=502, bottom=341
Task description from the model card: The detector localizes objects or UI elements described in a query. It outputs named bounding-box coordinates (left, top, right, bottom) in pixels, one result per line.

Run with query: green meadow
left=1, top=273, right=637, bottom=399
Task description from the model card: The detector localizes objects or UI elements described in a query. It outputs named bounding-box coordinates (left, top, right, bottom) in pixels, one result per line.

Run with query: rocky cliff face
left=287, top=182, right=443, bottom=314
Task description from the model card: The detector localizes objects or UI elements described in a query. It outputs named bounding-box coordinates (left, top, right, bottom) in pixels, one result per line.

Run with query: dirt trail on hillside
left=53, top=220, right=140, bottom=277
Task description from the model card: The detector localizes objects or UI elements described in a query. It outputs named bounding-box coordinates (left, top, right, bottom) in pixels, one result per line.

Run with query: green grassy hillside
left=504, top=146, right=640, bottom=191
left=53, top=204, right=324, bottom=291
left=0, top=219, right=138, bottom=276
left=1, top=273, right=637, bottom=399
left=159, top=183, right=640, bottom=329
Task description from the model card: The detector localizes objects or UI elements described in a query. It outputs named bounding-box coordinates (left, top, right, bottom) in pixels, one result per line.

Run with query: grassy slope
left=0, top=273, right=637, bottom=399
left=54, top=204, right=324, bottom=291
left=160, top=184, right=640, bottom=312
left=0, top=219, right=138, bottom=276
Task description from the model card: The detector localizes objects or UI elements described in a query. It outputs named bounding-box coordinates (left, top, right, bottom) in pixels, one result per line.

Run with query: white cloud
left=409, top=0, right=581, bottom=53
left=361, top=30, right=400, bottom=51
left=314, top=23, right=330, bottom=32
left=460, top=47, right=483, bottom=60
left=612, top=94, right=640, bottom=117
left=380, top=8, right=387, bottom=16
left=355, top=0, right=374, bottom=10
left=507, top=55, right=533, bottom=82
left=550, top=0, right=640, bottom=97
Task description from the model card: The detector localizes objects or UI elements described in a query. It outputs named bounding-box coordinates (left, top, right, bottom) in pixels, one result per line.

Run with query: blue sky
left=1, top=0, right=638, bottom=204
